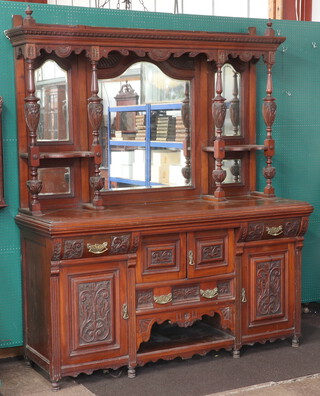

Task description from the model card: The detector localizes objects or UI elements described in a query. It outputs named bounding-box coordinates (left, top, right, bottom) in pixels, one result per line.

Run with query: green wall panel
left=0, top=1, right=319, bottom=348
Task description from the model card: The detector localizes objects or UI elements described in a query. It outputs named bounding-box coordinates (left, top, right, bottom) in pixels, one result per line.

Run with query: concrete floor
left=1, top=357, right=320, bottom=396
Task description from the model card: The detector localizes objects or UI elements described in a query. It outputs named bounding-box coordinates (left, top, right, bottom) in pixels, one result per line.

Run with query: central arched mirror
left=98, top=62, right=191, bottom=191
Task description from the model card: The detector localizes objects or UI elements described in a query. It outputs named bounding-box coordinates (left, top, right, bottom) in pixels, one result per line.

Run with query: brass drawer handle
left=188, top=250, right=195, bottom=266
left=266, top=226, right=283, bottom=237
left=122, top=304, right=129, bottom=320
left=153, top=293, right=172, bottom=305
left=87, top=242, right=108, bottom=254
left=200, top=288, right=218, bottom=299
left=241, top=288, right=247, bottom=303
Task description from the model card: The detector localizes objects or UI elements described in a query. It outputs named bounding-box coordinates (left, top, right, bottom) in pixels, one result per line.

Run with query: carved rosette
left=78, top=280, right=112, bottom=344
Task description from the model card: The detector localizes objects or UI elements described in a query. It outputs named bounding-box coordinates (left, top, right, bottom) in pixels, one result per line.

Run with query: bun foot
left=51, top=381, right=60, bottom=391
left=128, top=367, right=136, bottom=378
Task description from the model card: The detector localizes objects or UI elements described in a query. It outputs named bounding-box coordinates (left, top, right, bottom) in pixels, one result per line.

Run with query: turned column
left=262, top=51, right=277, bottom=197
left=212, top=54, right=227, bottom=200
left=24, top=58, right=42, bottom=213
left=181, top=82, right=191, bottom=185
left=87, top=57, right=104, bottom=209
left=229, top=71, right=240, bottom=136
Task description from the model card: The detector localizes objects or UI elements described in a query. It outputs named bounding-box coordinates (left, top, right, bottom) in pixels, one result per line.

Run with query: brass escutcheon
left=266, top=225, right=283, bottom=236
left=153, top=293, right=173, bottom=305
left=122, top=304, right=129, bottom=320
left=188, top=250, right=195, bottom=266
left=87, top=241, right=108, bottom=254
left=200, top=287, right=218, bottom=299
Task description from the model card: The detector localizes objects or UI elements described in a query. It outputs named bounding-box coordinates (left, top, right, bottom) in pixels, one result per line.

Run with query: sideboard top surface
left=15, top=196, right=313, bottom=235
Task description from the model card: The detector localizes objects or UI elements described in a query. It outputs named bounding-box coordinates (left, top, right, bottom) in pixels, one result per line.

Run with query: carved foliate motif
left=24, top=102, right=40, bottom=133
left=246, top=223, right=264, bottom=241
left=221, top=306, right=232, bottom=321
left=263, top=166, right=276, bottom=180
left=78, top=280, right=112, bottom=344
left=283, top=220, right=300, bottom=237
left=63, top=239, right=84, bottom=259
left=202, top=244, right=223, bottom=261
left=51, top=241, right=62, bottom=261
left=136, top=289, right=153, bottom=308
left=110, top=234, right=130, bottom=255
left=217, top=280, right=231, bottom=296
left=172, top=285, right=200, bottom=302
left=151, top=249, right=174, bottom=265
left=256, top=260, right=282, bottom=317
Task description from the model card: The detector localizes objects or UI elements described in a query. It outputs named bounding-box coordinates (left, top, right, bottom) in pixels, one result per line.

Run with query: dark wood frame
left=0, top=97, right=6, bottom=208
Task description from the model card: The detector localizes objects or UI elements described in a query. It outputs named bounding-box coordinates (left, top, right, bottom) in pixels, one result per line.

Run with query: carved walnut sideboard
left=5, top=8, right=313, bottom=391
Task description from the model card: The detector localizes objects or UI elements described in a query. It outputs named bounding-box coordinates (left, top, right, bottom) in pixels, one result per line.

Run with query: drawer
left=51, top=232, right=139, bottom=261
left=136, top=278, right=234, bottom=312
left=238, top=218, right=302, bottom=242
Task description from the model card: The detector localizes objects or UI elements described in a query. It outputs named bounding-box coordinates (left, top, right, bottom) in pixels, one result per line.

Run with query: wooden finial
left=265, top=19, right=275, bottom=37
left=24, top=6, right=36, bottom=26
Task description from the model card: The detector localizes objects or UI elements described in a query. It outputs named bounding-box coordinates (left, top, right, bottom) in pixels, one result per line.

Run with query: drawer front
left=51, top=232, right=139, bottom=261
left=136, top=278, right=234, bottom=312
left=136, top=233, right=186, bottom=283
left=187, top=229, right=234, bottom=278
left=238, top=218, right=302, bottom=242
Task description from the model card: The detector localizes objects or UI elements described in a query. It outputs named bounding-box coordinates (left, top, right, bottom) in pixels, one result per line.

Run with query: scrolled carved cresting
left=24, top=57, right=42, bottom=213
left=87, top=58, right=104, bottom=209
left=212, top=52, right=227, bottom=200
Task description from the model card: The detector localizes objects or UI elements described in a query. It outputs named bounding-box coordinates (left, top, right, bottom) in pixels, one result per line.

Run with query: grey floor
left=1, top=309, right=320, bottom=396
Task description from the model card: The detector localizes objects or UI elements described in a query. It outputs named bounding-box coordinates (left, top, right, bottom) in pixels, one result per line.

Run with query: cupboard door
left=187, top=229, right=234, bottom=278
left=137, top=233, right=186, bottom=283
left=241, top=243, right=295, bottom=341
left=60, top=260, right=128, bottom=365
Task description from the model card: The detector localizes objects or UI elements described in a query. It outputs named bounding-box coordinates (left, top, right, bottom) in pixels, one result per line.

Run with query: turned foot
left=51, top=381, right=60, bottom=392
left=292, top=336, right=300, bottom=348
left=233, top=349, right=240, bottom=359
left=128, top=367, right=136, bottom=378
left=24, top=356, right=32, bottom=368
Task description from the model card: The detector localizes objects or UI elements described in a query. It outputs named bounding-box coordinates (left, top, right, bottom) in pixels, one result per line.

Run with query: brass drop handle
left=200, top=288, right=218, bottom=299
left=153, top=293, right=172, bottom=305
left=266, top=226, right=283, bottom=237
left=188, top=250, right=195, bottom=266
left=87, top=242, right=108, bottom=254
left=241, top=288, right=247, bottom=303
left=122, top=304, right=129, bottom=320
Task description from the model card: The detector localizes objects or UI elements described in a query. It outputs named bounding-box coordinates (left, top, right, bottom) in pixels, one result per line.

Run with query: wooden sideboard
left=6, top=8, right=313, bottom=391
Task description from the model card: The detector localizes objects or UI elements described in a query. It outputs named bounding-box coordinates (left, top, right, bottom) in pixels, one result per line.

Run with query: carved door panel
left=187, top=229, right=234, bottom=279
left=60, top=259, right=128, bottom=365
left=241, top=243, right=295, bottom=340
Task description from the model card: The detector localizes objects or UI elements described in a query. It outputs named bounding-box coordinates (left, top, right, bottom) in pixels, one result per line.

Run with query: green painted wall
left=0, top=1, right=319, bottom=348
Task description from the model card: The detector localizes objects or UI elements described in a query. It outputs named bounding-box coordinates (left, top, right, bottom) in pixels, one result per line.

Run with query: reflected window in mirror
left=98, top=62, right=191, bottom=191
left=215, top=64, right=241, bottom=137
left=35, top=60, right=69, bottom=142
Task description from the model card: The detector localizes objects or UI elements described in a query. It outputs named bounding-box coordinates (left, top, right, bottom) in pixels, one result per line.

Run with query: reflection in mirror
left=35, top=60, right=69, bottom=141
left=217, top=64, right=241, bottom=136
left=99, top=62, right=191, bottom=190
left=38, top=167, right=71, bottom=195
left=221, top=159, right=242, bottom=184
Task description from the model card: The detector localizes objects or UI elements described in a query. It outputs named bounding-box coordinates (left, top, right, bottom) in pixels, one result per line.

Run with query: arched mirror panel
left=98, top=61, right=192, bottom=191
left=35, top=60, right=69, bottom=142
